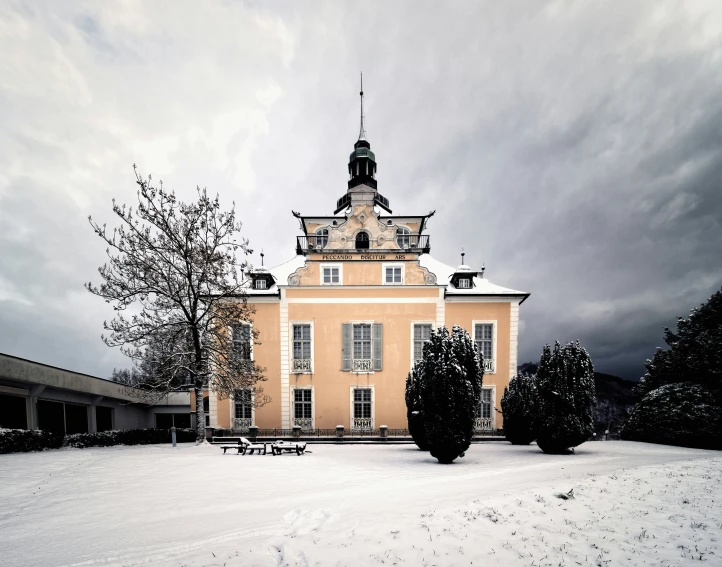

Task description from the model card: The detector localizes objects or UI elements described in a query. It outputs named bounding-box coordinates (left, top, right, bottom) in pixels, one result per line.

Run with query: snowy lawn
left=0, top=441, right=719, bottom=567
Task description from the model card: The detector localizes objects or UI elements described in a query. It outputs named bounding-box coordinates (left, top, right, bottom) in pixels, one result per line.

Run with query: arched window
left=315, top=228, right=328, bottom=249
left=396, top=227, right=411, bottom=248
left=355, top=231, right=370, bottom=250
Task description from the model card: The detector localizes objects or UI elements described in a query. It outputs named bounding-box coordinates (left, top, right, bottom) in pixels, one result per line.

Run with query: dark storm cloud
left=1, top=1, right=721, bottom=380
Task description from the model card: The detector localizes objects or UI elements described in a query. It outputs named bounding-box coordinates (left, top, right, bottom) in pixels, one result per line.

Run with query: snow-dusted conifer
left=87, top=167, right=268, bottom=442
left=637, top=287, right=722, bottom=398
left=405, top=362, right=429, bottom=451
left=418, top=326, right=483, bottom=464
left=535, top=341, right=595, bottom=454
left=501, top=373, right=538, bottom=445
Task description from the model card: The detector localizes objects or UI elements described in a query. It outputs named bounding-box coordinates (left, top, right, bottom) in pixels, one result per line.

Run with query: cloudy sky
left=1, top=1, right=721, bottom=381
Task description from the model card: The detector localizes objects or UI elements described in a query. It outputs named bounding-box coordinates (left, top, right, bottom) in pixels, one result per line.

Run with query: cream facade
left=205, top=96, right=529, bottom=434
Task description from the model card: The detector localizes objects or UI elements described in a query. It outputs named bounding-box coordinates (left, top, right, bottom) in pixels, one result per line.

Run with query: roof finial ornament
left=358, top=72, right=367, bottom=141
left=480, top=263, right=486, bottom=278
left=461, top=248, right=465, bottom=265
left=260, top=250, right=265, bottom=267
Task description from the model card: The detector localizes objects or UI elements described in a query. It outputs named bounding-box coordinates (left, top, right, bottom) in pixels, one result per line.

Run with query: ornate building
left=201, top=85, right=529, bottom=434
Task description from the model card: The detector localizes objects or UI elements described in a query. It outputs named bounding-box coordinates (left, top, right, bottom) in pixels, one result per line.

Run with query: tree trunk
left=195, top=385, right=206, bottom=443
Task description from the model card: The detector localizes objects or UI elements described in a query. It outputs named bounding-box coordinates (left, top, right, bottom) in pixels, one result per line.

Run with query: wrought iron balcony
left=234, top=418, right=252, bottom=432
left=292, top=358, right=312, bottom=373
left=296, top=234, right=430, bottom=255
left=352, top=359, right=372, bottom=372
left=474, top=417, right=493, bottom=432
left=293, top=417, right=313, bottom=431
left=352, top=417, right=373, bottom=431
left=483, top=359, right=495, bottom=373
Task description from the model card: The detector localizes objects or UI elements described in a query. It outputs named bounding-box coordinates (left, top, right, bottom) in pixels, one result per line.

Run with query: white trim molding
left=409, top=320, right=435, bottom=370
left=349, top=384, right=375, bottom=431
left=472, top=319, right=497, bottom=375
left=280, top=288, right=290, bottom=428
left=381, top=263, right=405, bottom=285
left=290, top=385, right=315, bottom=430
left=509, top=299, right=520, bottom=380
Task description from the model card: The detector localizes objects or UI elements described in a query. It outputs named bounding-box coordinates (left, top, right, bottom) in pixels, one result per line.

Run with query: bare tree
left=87, top=166, right=268, bottom=442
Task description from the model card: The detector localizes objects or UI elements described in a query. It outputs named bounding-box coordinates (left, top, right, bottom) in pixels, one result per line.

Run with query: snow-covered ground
left=0, top=442, right=719, bottom=567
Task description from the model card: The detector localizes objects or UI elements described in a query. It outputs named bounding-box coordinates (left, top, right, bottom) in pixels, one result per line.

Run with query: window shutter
left=342, top=323, right=352, bottom=371
left=372, top=323, right=383, bottom=371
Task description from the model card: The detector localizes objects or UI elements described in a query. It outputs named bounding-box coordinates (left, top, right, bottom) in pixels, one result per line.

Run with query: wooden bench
left=271, top=441, right=307, bottom=456
left=220, top=437, right=267, bottom=455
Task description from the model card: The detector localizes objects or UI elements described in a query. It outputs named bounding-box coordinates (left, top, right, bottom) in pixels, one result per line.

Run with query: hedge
left=0, top=428, right=196, bottom=453
left=0, top=428, right=64, bottom=454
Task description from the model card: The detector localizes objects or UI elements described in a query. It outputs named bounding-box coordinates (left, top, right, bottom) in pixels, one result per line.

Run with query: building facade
left=203, top=92, right=529, bottom=434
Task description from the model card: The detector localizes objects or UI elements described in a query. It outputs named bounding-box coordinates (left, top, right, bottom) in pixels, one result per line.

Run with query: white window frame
left=409, top=320, right=435, bottom=369
left=255, top=279, right=267, bottom=290
left=472, top=320, right=496, bottom=374
left=475, top=386, right=496, bottom=431
left=289, top=320, right=314, bottom=374
left=233, top=388, right=255, bottom=430
left=290, top=385, right=315, bottom=430
left=382, top=263, right=404, bottom=285
left=320, top=263, right=342, bottom=286
left=350, top=319, right=376, bottom=374
left=395, top=225, right=411, bottom=248
left=349, top=384, right=375, bottom=430
left=231, top=322, right=254, bottom=362
left=314, top=227, right=329, bottom=249
left=458, top=277, right=471, bottom=289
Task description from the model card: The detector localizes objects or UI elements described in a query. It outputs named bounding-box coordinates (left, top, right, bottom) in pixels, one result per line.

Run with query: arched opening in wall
left=355, top=231, right=370, bottom=250
left=315, top=228, right=328, bottom=249
left=396, top=226, right=411, bottom=248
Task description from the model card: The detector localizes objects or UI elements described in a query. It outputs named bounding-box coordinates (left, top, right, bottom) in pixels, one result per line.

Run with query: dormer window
left=255, top=279, right=267, bottom=290
left=458, top=278, right=471, bottom=289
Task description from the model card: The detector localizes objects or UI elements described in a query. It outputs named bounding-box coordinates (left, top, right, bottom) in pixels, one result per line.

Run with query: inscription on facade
left=321, top=254, right=407, bottom=261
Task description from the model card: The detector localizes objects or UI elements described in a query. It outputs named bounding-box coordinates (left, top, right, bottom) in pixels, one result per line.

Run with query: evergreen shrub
left=418, top=326, right=483, bottom=464
left=621, top=384, right=722, bottom=450
left=0, top=428, right=64, bottom=454
left=536, top=341, right=596, bottom=454
left=405, top=362, right=429, bottom=450
left=501, top=373, right=538, bottom=445
left=64, top=428, right=196, bottom=448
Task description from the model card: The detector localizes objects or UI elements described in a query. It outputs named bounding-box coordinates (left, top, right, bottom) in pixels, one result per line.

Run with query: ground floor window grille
left=294, top=389, right=313, bottom=430
left=413, top=324, right=433, bottom=362
left=353, top=388, right=373, bottom=430
left=234, top=389, right=252, bottom=431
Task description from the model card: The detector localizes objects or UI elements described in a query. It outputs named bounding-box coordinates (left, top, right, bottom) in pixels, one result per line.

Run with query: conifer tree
left=418, top=326, right=483, bottom=464
left=500, top=373, right=537, bottom=445
left=405, top=362, right=429, bottom=450
left=535, top=341, right=595, bottom=454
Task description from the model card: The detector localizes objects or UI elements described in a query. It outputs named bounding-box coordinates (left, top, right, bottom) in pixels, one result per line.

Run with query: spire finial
left=358, top=72, right=367, bottom=141
left=461, top=248, right=465, bottom=265
left=260, top=249, right=265, bottom=267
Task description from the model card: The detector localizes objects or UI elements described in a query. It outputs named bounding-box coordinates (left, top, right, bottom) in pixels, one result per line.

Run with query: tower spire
left=358, top=72, right=367, bottom=141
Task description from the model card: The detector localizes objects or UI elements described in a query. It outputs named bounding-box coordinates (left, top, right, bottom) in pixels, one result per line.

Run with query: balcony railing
left=352, top=417, right=373, bottom=431
left=292, top=358, right=312, bottom=373
left=352, top=359, right=372, bottom=372
left=483, top=359, right=495, bottom=373
left=474, top=417, right=493, bottom=432
left=234, top=418, right=252, bottom=432
left=296, top=234, right=430, bottom=255
left=293, top=417, right=314, bottom=431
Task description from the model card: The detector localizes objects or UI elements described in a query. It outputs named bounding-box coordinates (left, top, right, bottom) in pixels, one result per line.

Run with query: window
left=203, top=395, right=210, bottom=427
left=384, top=265, right=403, bottom=285
left=292, top=324, right=312, bottom=372
left=294, top=389, right=312, bottom=420
left=355, top=231, right=370, bottom=249
left=255, top=279, right=267, bottom=290
left=232, top=324, right=252, bottom=360
left=322, top=265, right=341, bottom=285
left=474, top=322, right=495, bottom=372
left=396, top=226, right=411, bottom=247
left=315, top=228, right=328, bottom=248
left=353, top=324, right=372, bottom=360
left=477, top=389, right=492, bottom=419
left=234, top=389, right=252, bottom=420
left=353, top=388, right=372, bottom=419
left=413, top=324, right=433, bottom=362
left=458, top=278, right=471, bottom=289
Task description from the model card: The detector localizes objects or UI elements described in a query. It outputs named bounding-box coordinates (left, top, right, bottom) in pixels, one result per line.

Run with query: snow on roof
left=419, top=255, right=528, bottom=297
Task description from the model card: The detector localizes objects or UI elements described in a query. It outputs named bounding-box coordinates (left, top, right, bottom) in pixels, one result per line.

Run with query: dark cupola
left=348, top=75, right=377, bottom=190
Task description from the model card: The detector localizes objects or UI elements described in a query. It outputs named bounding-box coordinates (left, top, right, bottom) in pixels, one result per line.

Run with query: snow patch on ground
left=0, top=442, right=719, bottom=566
